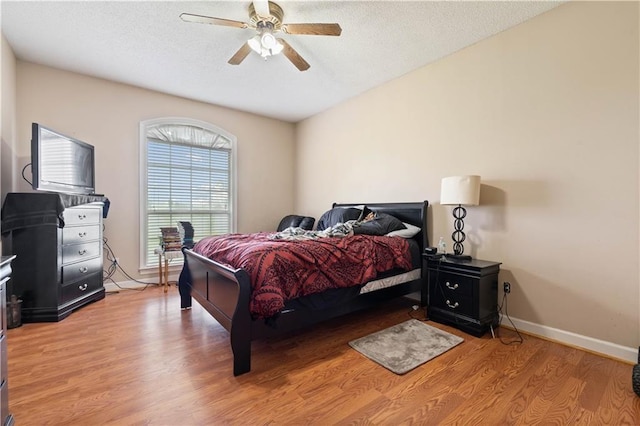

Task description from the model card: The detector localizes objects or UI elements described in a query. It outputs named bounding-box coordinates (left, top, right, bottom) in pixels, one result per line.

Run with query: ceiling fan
left=180, top=0, right=342, bottom=71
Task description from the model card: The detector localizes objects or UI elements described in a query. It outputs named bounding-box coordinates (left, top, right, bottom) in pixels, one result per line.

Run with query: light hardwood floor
left=6, top=284, right=640, bottom=425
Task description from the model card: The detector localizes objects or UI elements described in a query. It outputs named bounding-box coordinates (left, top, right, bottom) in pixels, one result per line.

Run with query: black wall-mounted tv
left=31, top=123, right=96, bottom=195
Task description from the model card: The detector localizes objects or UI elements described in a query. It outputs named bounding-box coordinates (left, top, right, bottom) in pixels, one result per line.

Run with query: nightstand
left=424, top=255, right=501, bottom=337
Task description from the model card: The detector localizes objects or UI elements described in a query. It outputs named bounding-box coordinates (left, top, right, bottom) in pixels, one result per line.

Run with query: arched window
left=139, top=118, right=236, bottom=269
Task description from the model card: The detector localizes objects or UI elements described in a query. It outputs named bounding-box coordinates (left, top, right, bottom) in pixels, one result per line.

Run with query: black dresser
left=1, top=193, right=108, bottom=322
left=0, top=255, right=15, bottom=426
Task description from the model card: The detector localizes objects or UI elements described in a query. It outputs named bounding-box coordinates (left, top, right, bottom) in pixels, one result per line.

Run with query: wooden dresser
left=1, top=193, right=106, bottom=322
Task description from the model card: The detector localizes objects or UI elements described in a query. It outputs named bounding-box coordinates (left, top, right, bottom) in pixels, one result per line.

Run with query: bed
left=178, top=201, right=429, bottom=375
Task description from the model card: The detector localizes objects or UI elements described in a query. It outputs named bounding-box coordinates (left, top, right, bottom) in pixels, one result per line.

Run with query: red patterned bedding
left=192, top=232, right=412, bottom=318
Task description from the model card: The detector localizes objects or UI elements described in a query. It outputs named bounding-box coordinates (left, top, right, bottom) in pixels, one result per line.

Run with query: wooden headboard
left=331, top=201, right=429, bottom=252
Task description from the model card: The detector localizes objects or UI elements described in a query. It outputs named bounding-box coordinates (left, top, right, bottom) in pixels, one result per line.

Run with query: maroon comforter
left=192, top=233, right=412, bottom=318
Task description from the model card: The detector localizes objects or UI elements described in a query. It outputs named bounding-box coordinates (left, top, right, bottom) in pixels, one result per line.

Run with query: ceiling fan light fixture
left=248, top=35, right=262, bottom=54
left=261, top=32, right=277, bottom=49
left=248, top=28, right=283, bottom=58
left=271, top=41, right=284, bottom=55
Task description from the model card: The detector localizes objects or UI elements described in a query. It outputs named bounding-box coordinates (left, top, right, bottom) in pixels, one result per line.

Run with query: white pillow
left=386, top=222, right=421, bottom=238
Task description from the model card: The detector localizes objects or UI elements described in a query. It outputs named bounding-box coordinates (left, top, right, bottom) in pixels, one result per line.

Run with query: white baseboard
left=502, top=315, right=638, bottom=364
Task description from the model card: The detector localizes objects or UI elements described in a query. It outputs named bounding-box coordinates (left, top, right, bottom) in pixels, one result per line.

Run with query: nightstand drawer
left=430, top=291, right=474, bottom=317
left=431, top=271, right=474, bottom=298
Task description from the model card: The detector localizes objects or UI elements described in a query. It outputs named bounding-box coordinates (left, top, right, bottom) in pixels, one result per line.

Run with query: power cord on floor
left=495, top=288, right=524, bottom=345
left=103, top=236, right=159, bottom=292
left=408, top=304, right=428, bottom=321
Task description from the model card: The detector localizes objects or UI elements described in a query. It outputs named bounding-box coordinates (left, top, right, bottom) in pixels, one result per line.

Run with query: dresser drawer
left=61, top=272, right=103, bottom=305
left=0, top=377, right=7, bottom=426
left=63, top=207, right=101, bottom=226
left=62, top=241, right=101, bottom=265
left=0, top=334, right=5, bottom=383
left=62, top=257, right=102, bottom=284
left=62, top=224, right=100, bottom=245
left=0, top=281, right=4, bottom=335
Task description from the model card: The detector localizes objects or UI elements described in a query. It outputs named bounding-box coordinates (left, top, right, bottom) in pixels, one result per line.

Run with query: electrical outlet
left=503, top=282, right=511, bottom=294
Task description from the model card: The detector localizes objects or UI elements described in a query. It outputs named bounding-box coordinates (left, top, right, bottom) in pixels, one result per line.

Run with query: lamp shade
left=440, top=175, right=481, bottom=206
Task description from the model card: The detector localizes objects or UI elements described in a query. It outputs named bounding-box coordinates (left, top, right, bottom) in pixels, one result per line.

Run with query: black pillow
left=353, top=213, right=406, bottom=236
left=277, top=215, right=315, bottom=232
left=316, top=207, right=362, bottom=231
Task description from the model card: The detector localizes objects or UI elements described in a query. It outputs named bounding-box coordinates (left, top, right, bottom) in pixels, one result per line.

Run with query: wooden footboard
left=182, top=249, right=253, bottom=375
left=181, top=247, right=425, bottom=376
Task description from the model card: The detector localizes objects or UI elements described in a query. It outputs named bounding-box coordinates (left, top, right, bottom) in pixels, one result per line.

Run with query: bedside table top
left=423, top=254, right=501, bottom=272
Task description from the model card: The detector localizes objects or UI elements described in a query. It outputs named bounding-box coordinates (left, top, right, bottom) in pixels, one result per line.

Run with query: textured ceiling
left=1, top=1, right=563, bottom=123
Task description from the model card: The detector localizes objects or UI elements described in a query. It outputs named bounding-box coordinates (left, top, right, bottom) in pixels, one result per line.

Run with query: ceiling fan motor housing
left=249, top=1, right=284, bottom=30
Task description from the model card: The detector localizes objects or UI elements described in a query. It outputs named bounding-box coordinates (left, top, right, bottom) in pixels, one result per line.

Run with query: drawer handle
left=445, top=281, right=459, bottom=290
left=79, top=267, right=89, bottom=273
left=79, top=283, right=88, bottom=291
left=78, top=249, right=87, bottom=256
left=78, top=214, right=86, bottom=220
left=78, top=232, right=87, bottom=238
left=445, top=299, right=459, bottom=309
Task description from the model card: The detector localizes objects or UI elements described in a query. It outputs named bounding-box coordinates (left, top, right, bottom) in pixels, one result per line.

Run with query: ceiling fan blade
left=281, top=23, right=342, bottom=36
left=228, top=42, right=253, bottom=65
left=278, top=39, right=310, bottom=71
left=252, top=0, right=270, bottom=18
left=180, top=13, right=248, bottom=29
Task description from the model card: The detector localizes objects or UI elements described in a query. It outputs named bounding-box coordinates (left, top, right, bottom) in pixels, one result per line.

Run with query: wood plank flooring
left=6, top=285, right=640, bottom=425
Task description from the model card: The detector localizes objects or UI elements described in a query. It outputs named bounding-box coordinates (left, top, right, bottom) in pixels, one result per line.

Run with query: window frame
left=138, top=117, right=237, bottom=270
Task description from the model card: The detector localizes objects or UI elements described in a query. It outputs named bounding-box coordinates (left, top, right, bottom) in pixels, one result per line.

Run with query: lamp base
left=445, top=254, right=472, bottom=261
left=451, top=205, right=468, bottom=258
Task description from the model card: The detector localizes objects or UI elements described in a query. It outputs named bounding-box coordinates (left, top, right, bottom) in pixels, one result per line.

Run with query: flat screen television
left=31, top=123, right=96, bottom=195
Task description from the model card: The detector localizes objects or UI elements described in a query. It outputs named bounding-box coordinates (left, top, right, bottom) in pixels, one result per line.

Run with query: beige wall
left=1, top=35, right=17, bottom=201
left=296, top=2, right=639, bottom=350
left=14, top=63, right=296, bottom=276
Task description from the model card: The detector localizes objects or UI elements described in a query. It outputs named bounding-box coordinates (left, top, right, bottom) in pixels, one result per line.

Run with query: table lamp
left=440, top=175, right=481, bottom=260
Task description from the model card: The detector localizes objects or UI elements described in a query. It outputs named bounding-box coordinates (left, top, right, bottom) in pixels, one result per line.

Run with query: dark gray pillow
left=353, top=213, right=406, bottom=236
left=316, top=207, right=361, bottom=231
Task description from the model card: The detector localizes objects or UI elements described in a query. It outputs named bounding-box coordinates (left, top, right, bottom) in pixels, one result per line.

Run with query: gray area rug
left=349, top=319, right=464, bottom=374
